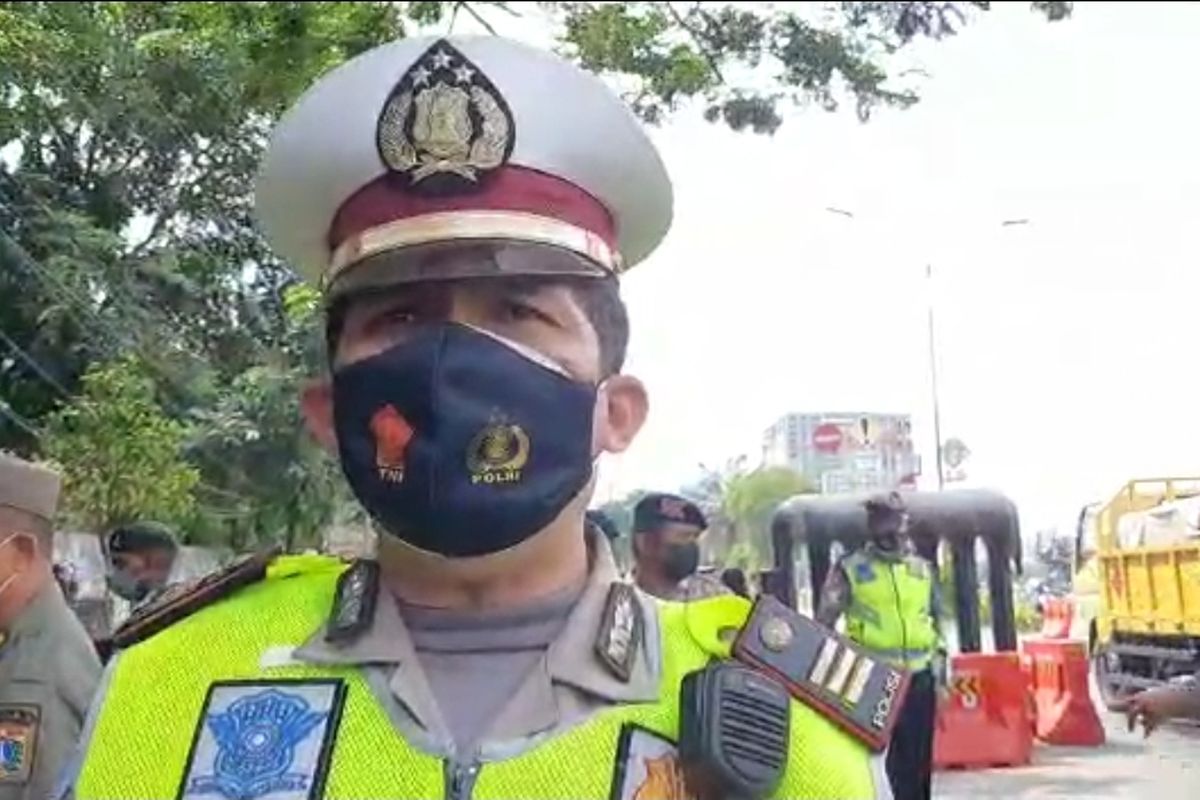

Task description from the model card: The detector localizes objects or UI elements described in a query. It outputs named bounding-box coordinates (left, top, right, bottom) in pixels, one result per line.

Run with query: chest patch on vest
left=610, top=724, right=694, bottom=800
left=853, top=561, right=875, bottom=582
left=0, top=704, right=39, bottom=784
left=178, top=679, right=346, bottom=800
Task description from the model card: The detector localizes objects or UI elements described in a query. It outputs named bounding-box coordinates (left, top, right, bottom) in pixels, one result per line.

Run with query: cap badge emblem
left=659, top=498, right=687, bottom=520
left=377, top=39, right=515, bottom=192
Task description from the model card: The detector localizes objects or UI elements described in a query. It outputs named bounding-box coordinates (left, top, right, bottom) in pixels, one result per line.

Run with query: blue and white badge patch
left=609, top=724, right=695, bottom=800
left=178, top=680, right=345, bottom=800
left=0, top=705, right=39, bottom=785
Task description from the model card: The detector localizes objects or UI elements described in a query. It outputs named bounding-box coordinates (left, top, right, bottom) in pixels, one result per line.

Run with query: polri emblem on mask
left=466, top=416, right=530, bottom=486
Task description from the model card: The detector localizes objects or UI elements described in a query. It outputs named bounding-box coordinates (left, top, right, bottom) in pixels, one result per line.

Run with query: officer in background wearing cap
left=0, top=454, right=101, bottom=800
left=631, top=493, right=730, bottom=602
left=61, top=36, right=889, bottom=799
left=817, top=491, right=944, bottom=800
left=104, top=522, right=179, bottom=610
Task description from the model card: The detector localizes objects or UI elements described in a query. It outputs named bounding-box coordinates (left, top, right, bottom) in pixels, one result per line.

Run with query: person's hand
left=1118, top=686, right=1194, bottom=737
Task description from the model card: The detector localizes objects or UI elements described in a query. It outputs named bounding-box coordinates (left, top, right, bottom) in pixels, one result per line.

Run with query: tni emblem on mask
left=371, top=406, right=414, bottom=484
left=467, top=417, right=530, bottom=485
left=377, top=39, right=514, bottom=193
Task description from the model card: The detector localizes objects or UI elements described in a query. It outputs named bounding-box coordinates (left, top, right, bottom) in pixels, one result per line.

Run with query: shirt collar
left=545, top=534, right=659, bottom=702
left=292, top=533, right=660, bottom=704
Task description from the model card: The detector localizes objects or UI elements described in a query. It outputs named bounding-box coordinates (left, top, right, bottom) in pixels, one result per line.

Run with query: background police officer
left=818, top=491, right=944, bottom=800
left=0, top=454, right=100, bottom=800
left=631, top=493, right=730, bottom=602
left=104, top=521, right=178, bottom=608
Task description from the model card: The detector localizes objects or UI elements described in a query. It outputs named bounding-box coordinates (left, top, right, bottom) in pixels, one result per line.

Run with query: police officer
left=104, top=521, right=179, bottom=609
left=60, top=36, right=890, bottom=799
left=818, top=491, right=943, bottom=800
left=632, top=493, right=730, bottom=602
left=0, top=454, right=100, bottom=800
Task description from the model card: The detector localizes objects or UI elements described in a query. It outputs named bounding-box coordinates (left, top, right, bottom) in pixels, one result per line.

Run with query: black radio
left=679, top=661, right=790, bottom=800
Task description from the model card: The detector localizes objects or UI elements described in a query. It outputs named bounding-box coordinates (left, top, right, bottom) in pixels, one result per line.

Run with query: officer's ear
left=301, top=379, right=338, bottom=454
left=592, top=374, right=647, bottom=455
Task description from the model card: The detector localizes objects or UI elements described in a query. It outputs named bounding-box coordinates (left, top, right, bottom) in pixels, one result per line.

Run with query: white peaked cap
left=255, top=35, right=673, bottom=293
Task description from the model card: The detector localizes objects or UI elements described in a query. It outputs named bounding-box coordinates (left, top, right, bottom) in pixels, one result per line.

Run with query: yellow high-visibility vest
left=75, top=555, right=880, bottom=799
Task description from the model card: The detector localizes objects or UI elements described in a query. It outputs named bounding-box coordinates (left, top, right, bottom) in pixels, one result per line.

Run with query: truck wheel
left=1093, top=644, right=1132, bottom=711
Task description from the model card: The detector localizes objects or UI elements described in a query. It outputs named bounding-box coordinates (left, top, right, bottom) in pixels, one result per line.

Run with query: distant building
left=762, top=412, right=921, bottom=495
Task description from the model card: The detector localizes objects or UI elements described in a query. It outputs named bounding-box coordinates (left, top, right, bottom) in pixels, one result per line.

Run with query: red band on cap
left=328, top=166, right=616, bottom=255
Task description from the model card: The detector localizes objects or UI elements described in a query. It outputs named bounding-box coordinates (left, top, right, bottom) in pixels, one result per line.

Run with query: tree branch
left=662, top=2, right=725, bottom=83
left=460, top=2, right=498, bottom=35
left=127, top=201, right=177, bottom=258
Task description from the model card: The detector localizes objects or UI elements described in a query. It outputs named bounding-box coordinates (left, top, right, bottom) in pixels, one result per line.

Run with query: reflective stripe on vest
left=75, top=556, right=880, bottom=799
left=843, top=551, right=938, bottom=668
left=869, top=648, right=934, bottom=670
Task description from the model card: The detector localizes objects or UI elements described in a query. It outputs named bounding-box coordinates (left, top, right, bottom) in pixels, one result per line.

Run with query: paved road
left=936, top=707, right=1198, bottom=799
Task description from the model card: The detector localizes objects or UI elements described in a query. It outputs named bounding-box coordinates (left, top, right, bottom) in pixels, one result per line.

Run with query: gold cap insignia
left=377, top=39, right=515, bottom=193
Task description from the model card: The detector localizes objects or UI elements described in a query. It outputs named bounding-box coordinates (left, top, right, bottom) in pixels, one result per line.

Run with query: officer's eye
left=373, top=306, right=419, bottom=328
left=501, top=298, right=552, bottom=325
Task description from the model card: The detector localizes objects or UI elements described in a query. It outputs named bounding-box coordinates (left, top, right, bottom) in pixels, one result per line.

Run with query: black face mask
left=662, top=541, right=700, bottom=582
left=333, top=323, right=598, bottom=558
left=107, top=570, right=152, bottom=603
left=871, top=532, right=900, bottom=553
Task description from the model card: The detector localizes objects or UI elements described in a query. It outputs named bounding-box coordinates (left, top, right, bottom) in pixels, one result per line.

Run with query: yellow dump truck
left=1074, top=478, right=1200, bottom=709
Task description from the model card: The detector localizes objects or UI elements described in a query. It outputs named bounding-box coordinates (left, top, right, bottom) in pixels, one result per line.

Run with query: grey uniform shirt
left=397, top=577, right=585, bottom=754
left=294, top=534, right=664, bottom=764
left=0, top=583, right=101, bottom=800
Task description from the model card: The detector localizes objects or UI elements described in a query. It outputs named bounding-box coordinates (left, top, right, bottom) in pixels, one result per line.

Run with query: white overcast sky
left=533, top=1, right=1200, bottom=536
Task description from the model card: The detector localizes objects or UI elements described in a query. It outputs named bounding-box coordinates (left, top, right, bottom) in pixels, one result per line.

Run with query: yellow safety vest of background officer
left=818, top=491, right=946, bottom=800
left=56, top=34, right=894, bottom=800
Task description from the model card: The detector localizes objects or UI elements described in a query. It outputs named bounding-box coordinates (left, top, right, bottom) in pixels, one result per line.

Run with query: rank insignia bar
left=732, top=596, right=911, bottom=751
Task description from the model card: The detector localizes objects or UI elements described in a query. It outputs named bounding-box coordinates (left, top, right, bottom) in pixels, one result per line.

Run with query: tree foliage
left=722, top=466, right=815, bottom=567
left=43, top=355, right=198, bottom=532
left=549, top=2, right=1072, bottom=132
left=1, top=2, right=1070, bottom=550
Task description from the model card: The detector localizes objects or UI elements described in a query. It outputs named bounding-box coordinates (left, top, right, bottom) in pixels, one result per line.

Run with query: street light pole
left=822, top=209, right=1029, bottom=492
left=926, top=263, right=945, bottom=491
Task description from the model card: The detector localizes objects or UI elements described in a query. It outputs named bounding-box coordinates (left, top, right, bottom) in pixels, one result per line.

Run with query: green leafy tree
left=43, top=355, right=198, bottom=532
left=722, top=466, right=816, bottom=568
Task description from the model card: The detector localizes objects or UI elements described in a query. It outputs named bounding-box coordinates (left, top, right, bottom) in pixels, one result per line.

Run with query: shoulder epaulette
left=731, top=595, right=910, bottom=752
left=101, top=546, right=283, bottom=654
